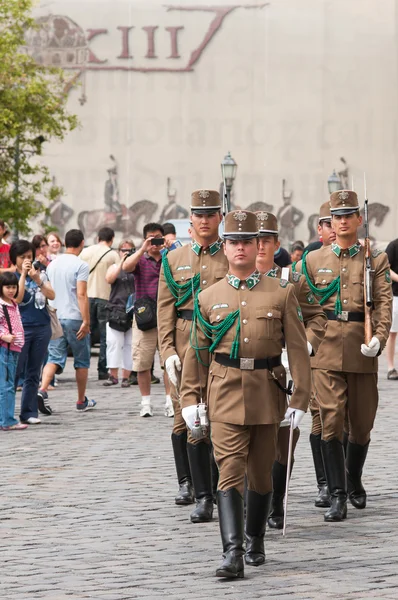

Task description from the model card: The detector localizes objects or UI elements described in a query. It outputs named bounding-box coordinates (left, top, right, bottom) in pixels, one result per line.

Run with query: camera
left=32, top=260, right=41, bottom=270
left=151, top=238, right=164, bottom=246
left=121, top=248, right=135, bottom=259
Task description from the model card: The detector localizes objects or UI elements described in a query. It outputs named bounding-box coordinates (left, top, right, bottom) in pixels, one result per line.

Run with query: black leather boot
left=321, top=438, right=348, bottom=522
left=310, top=433, right=331, bottom=508
left=210, top=449, right=219, bottom=504
left=216, top=488, right=244, bottom=579
left=267, top=462, right=287, bottom=530
left=245, top=490, right=272, bottom=566
left=346, top=441, right=369, bottom=509
left=171, top=432, right=194, bottom=505
left=187, top=442, right=214, bottom=523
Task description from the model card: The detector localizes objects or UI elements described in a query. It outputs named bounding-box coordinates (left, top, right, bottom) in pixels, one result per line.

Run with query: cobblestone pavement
left=2, top=353, right=398, bottom=600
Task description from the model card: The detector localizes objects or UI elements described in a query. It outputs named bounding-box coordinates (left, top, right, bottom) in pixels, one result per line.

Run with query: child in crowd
left=0, top=272, right=27, bottom=430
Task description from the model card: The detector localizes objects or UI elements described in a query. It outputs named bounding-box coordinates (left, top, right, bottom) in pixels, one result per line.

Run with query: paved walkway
left=2, top=354, right=398, bottom=600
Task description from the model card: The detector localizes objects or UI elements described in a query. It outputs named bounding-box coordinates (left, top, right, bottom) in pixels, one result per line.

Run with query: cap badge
left=338, top=191, right=349, bottom=201
left=233, top=211, right=247, bottom=222
left=257, top=211, right=268, bottom=221
left=198, top=190, right=210, bottom=199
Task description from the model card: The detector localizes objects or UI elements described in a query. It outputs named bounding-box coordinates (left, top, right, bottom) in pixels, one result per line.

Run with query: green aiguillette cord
left=162, top=251, right=200, bottom=308
left=190, top=292, right=241, bottom=365
left=300, top=251, right=342, bottom=315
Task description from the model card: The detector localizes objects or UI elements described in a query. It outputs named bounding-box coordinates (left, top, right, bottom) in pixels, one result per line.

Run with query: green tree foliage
left=0, top=0, right=77, bottom=234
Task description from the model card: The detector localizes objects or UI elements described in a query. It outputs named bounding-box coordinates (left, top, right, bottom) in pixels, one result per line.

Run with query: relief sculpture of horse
left=77, top=199, right=158, bottom=242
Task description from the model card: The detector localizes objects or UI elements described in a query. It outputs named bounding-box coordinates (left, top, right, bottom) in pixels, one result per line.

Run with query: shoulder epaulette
left=280, top=279, right=288, bottom=288
left=371, top=248, right=382, bottom=258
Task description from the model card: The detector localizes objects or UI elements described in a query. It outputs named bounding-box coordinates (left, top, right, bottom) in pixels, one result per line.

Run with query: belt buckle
left=240, top=358, right=254, bottom=370
left=337, top=311, right=349, bottom=321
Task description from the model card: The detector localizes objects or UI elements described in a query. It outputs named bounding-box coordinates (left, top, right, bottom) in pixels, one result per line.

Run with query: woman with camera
left=10, top=240, right=55, bottom=424
left=103, top=240, right=136, bottom=388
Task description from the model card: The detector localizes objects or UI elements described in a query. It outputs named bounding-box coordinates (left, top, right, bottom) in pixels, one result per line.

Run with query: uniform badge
left=198, top=190, right=210, bottom=199
left=233, top=211, right=247, bottom=222
left=297, top=306, right=303, bottom=322
left=292, top=272, right=301, bottom=283
left=306, top=291, right=315, bottom=304
left=176, top=265, right=191, bottom=271
left=338, top=191, right=349, bottom=201
left=317, top=268, right=333, bottom=273
left=212, top=303, right=229, bottom=310
left=386, top=270, right=392, bottom=283
left=256, top=211, right=268, bottom=221
left=372, top=248, right=382, bottom=258
left=280, top=279, right=288, bottom=288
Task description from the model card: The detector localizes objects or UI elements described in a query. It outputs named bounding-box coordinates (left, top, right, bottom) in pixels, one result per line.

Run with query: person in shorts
left=38, top=229, right=96, bottom=412
left=123, top=223, right=170, bottom=417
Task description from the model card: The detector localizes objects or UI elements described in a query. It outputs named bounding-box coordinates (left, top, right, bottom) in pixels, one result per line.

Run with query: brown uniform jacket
left=157, top=241, right=228, bottom=363
left=180, top=274, right=312, bottom=425
left=273, top=264, right=327, bottom=354
left=302, top=244, right=392, bottom=373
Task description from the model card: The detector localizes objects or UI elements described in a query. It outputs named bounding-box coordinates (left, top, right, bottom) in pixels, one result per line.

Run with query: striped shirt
left=134, top=253, right=161, bottom=301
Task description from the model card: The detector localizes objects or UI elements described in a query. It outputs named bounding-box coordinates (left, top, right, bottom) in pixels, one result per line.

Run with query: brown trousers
left=276, top=425, right=300, bottom=465
left=312, top=369, right=378, bottom=445
left=171, top=321, right=208, bottom=445
left=211, top=422, right=279, bottom=496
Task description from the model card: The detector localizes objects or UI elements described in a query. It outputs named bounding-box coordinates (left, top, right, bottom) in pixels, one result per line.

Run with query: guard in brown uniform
left=157, top=190, right=228, bottom=521
left=302, top=191, right=392, bottom=521
left=294, top=201, right=337, bottom=509
left=180, top=210, right=311, bottom=579
left=254, top=211, right=327, bottom=529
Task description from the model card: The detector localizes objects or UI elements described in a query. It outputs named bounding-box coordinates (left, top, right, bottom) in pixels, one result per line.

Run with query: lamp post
left=221, top=151, right=237, bottom=212
left=327, top=170, right=342, bottom=194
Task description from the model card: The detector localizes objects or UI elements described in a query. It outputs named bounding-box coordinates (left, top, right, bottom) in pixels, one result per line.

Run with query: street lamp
left=327, top=170, right=342, bottom=194
left=221, top=151, right=237, bottom=211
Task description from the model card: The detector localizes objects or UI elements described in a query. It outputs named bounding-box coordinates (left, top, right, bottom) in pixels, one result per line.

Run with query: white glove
left=284, top=407, right=305, bottom=429
left=182, top=405, right=198, bottom=430
left=165, top=354, right=181, bottom=387
left=307, top=341, right=313, bottom=356
left=360, top=336, right=380, bottom=358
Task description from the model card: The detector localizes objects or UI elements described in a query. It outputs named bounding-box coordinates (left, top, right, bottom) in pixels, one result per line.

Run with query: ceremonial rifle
left=363, top=175, right=373, bottom=345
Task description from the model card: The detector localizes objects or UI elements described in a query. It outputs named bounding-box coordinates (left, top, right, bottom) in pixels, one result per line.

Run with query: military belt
left=324, top=310, right=365, bottom=322
left=215, top=353, right=282, bottom=371
left=177, top=309, right=194, bottom=321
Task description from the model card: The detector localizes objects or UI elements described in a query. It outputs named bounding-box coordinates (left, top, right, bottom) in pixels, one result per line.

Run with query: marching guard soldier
left=254, top=211, right=327, bottom=528
left=180, top=210, right=311, bottom=578
left=294, top=201, right=336, bottom=509
left=302, top=190, right=392, bottom=521
left=157, top=190, right=228, bottom=521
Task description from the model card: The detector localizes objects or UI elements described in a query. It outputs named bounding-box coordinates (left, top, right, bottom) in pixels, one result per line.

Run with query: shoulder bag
left=133, top=295, right=157, bottom=331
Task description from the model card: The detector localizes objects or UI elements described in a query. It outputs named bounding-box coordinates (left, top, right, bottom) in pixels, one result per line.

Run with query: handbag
left=107, top=305, right=132, bottom=332
left=133, top=295, right=157, bottom=331
left=48, top=305, right=63, bottom=340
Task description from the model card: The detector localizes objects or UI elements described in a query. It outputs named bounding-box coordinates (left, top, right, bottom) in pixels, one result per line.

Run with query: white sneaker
left=24, top=417, right=42, bottom=425
left=164, top=401, right=174, bottom=418
left=140, top=404, right=153, bottom=417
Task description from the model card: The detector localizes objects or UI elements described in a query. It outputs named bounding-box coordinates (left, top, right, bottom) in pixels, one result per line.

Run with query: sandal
left=121, top=378, right=131, bottom=388
left=103, top=376, right=118, bottom=386
left=387, top=368, right=398, bottom=380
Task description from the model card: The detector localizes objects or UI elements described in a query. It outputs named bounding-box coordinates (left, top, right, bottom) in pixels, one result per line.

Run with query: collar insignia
left=226, top=270, right=261, bottom=290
